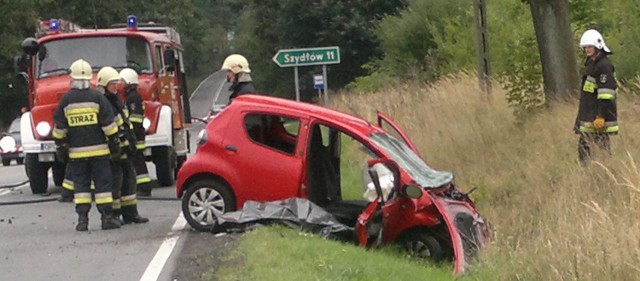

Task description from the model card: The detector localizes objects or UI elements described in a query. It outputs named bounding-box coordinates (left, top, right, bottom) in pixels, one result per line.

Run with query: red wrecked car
left=176, top=95, right=490, bottom=274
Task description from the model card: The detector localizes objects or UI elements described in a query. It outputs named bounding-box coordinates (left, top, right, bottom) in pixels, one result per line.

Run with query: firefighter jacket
left=229, top=81, right=256, bottom=103
left=52, top=88, right=118, bottom=159
left=575, top=52, right=618, bottom=134
left=125, top=87, right=146, bottom=150
left=104, top=91, right=136, bottom=158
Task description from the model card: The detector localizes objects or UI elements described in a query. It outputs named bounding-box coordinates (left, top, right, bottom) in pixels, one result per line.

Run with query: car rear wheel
left=26, top=154, right=49, bottom=194
left=400, top=232, right=445, bottom=263
left=2, top=158, right=10, bottom=166
left=181, top=179, right=235, bottom=232
left=17, top=158, right=24, bottom=165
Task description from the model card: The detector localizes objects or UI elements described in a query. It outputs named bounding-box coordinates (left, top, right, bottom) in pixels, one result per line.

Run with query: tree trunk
left=529, top=0, right=579, bottom=101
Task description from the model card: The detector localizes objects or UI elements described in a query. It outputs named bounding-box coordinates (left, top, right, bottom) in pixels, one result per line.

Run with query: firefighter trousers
left=111, top=157, right=137, bottom=213
left=133, top=148, right=153, bottom=193
left=67, top=157, right=113, bottom=214
left=578, top=133, right=611, bottom=164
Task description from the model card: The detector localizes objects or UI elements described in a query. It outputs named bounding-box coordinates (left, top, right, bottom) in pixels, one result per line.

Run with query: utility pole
left=473, top=0, right=492, bottom=99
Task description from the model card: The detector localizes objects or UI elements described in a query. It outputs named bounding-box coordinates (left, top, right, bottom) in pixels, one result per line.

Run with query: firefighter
left=574, top=29, right=618, bottom=164
left=119, top=68, right=154, bottom=197
left=52, top=59, right=121, bottom=231
left=221, top=54, right=256, bottom=103
left=97, top=66, right=149, bottom=224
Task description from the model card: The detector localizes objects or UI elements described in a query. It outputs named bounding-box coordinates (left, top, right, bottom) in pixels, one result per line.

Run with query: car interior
left=306, top=124, right=371, bottom=227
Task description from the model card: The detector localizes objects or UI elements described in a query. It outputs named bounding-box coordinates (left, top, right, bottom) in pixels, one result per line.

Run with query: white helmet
left=69, top=59, right=92, bottom=80
left=119, top=68, right=139, bottom=85
left=580, top=29, right=611, bottom=53
left=221, top=54, right=251, bottom=74
left=97, top=66, right=120, bottom=87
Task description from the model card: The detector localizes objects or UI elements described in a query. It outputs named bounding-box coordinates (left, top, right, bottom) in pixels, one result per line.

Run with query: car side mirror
left=21, top=37, right=39, bottom=56
left=401, top=184, right=423, bottom=199
left=37, top=45, right=47, bottom=62
left=163, top=49, right=176, bottom=72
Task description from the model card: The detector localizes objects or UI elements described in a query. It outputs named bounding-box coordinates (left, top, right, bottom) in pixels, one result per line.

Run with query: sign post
left=272, top=46, right=340, bottom=105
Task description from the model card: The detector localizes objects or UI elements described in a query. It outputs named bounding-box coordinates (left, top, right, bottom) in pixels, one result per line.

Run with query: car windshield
left=9, top=119, right=20, bottom=133
left=37, top=36, right=152, bottom=78
left=370, top=132, right=453, bottom=188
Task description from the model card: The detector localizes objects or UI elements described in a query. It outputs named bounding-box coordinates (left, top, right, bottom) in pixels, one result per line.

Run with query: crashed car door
left=376, top=112, right=419, bottom=154
left=224, top=112, right=305, bottom=201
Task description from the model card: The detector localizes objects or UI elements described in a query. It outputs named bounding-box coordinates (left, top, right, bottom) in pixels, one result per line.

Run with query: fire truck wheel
left=400, top=232, right=445, bottom=263
left=176, top=155, right=187, bottom=178
left=154, top=146, right=176, bottom=186
left=26, top=154, right=49, bottom=194
left=52, top=162, right=66, bottom=187
left=181, top=179, right=235, bottom=232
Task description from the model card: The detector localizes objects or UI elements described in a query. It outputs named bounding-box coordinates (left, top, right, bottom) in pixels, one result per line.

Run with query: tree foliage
left=229, top=0, right=404, bottom=99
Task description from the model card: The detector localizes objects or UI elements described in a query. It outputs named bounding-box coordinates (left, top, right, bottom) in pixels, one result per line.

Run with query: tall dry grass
left=332, top=72, right=640, bottom=280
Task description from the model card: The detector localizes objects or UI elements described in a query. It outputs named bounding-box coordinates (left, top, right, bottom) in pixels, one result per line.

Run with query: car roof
left=231, top=95, right=380, bottom=136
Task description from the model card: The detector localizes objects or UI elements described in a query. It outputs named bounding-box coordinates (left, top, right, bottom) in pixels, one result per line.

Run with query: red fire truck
left=15, top=16, right=191, bottom=194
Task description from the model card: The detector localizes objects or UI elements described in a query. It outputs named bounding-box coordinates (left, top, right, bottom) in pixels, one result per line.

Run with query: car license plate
left=38, top=153, right=55, bottom=162
left=41, top=143, right=56, bottom=152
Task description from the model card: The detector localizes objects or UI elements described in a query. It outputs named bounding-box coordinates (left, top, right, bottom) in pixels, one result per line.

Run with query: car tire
left=17, top=158, right=24, bottom=165
left=400, top=232, right=445, bottom=263
left=2, top=158, right=10, bottom=166
left=26, top=154, right=49, bottom=194
left=154, top=146, right=176, bottom=186
left=181, top=179, right=235, bottom=232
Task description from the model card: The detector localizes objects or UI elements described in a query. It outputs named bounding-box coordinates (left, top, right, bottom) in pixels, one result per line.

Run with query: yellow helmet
left=97, top=66, right=120, bottom=87
left=221, top=54, right=251, bottom=74
left=119, top=68, right=139, bottom=85
left=69, top=59, right=92, bottom=80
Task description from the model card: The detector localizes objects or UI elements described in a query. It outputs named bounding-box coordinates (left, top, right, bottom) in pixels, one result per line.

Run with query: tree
left=528, top=0, right=579, bottom=101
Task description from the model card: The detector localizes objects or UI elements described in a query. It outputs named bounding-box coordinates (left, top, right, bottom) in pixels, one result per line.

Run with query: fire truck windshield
left=37, top=36, right=152, bottom=79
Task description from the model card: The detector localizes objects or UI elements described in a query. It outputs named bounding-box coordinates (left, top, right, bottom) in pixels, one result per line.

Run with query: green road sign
left=272, top=46, right=340, bottom=67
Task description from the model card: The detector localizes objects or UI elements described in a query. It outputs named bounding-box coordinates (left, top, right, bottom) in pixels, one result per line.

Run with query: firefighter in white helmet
left=52, top=59, right=122, bottom=231
left=120, top=68, right=154, bottom=197
left=221, top=54, right=256, bottom=103
left=97, top=66, right=149, bottom=224
left=574, top=29, right=618, bottom=164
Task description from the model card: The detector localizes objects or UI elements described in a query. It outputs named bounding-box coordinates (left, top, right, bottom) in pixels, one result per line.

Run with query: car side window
left=244, top=113, right=300, bottom=154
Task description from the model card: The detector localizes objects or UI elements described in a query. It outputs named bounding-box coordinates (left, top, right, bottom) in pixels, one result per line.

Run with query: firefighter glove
left=593, top=116, right=605, bottom=132
left=55, top=143, right=69, bottom=163
left=108, top=135, right=122, bottom=160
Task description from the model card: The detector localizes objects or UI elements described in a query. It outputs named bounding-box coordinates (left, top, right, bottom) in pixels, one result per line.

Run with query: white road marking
left=140, top=212, right=187, bottom=281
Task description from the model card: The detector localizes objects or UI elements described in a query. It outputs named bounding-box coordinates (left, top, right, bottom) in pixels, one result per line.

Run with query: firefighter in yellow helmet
left=574, top=29, right=618, bottom=165
left=120, top=68, right=154, bottom=197
left=97, top=66, right=149, bottom=224
left=221, top=54, right=256, bottom=103
left=52, top=59, right=122, bottom=231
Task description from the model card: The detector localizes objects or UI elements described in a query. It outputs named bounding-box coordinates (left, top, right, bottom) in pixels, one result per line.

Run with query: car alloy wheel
left=181, top=179, right=235, bottom=232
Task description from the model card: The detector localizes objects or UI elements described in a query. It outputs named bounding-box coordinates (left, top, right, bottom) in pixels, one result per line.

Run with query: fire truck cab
left=15, top=16, right=191, bottom=194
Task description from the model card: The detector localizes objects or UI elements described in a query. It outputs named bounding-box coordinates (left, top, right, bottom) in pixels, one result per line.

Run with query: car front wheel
left=400, top=232, right=445, bottom=263
left=181, top=179, right=235, bottom=232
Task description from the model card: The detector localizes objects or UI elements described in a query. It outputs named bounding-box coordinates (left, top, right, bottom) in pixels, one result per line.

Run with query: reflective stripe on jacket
left=575, top=52, right=618, bottom=134
left=53, top=88, right=117, bottom=159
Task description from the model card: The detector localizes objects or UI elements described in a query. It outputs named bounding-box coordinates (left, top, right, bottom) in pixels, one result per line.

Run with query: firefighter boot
left=113, top=208, right=125, bottom=225
left=59, top=188, right=74, bottom=203
left=136, top=182, right=152, bottom=197
left=76, top=212, right=89, bottom=232
left=101, top=211, right=122, bottom=230
left=122, top=205, right=149, bottom=224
